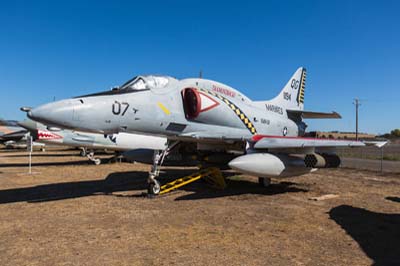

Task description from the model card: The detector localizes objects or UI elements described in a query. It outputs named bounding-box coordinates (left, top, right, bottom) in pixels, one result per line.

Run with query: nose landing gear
left=148, top=177, right=161, bottom=195
left=147, top=141, right=180, bottom=196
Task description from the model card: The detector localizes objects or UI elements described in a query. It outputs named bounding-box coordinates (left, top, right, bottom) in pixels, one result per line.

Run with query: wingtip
left=332, top=111, right=342, bottom=119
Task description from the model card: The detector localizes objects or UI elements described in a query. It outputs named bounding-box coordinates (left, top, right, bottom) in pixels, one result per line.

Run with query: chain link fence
left=336, top=144, right=400, bottom=173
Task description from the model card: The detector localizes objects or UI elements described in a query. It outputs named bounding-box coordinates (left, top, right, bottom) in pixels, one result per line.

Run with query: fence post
left=27, top=136, right=33, bottom=174
left=380, top=146, right=384, bottom=173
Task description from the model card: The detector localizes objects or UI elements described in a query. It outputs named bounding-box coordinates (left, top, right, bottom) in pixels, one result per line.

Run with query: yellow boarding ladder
left=159, top=167, right=226, bottom=195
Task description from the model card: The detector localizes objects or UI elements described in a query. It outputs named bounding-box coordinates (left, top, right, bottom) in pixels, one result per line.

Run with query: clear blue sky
left=0, top=0, right=398, bottom=134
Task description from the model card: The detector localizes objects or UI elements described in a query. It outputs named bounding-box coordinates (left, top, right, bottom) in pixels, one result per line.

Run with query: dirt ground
left=0, top=148, right=399, bottom=266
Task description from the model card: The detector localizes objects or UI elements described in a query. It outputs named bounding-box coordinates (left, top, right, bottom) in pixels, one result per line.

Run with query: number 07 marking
left=112, top=101, right=130, bottom=116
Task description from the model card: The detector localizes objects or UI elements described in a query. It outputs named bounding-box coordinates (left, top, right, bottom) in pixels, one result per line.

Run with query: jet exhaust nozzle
left=303, top=153, right=341, bottom=168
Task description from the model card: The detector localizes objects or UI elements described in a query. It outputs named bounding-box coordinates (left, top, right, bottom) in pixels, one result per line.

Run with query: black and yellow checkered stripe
left=297, top=68, right=306, bottom=105
left=198, top=88, right=257, bottom=135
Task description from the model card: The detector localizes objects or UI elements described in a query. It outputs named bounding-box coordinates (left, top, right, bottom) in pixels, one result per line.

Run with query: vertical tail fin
left=257, top=67, right=307, bottom=111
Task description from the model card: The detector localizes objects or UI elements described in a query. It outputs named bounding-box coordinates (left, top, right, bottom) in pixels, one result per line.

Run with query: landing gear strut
left=147, top=141, right=180, bottom=196
left=80, top=147, right=87, bottom=157
left=258, top=177, right=271, bottom=187
left=87, top=150, right=101, bottom=165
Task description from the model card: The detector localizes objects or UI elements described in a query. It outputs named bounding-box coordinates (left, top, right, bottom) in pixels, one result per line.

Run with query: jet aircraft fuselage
left=28, top=75, right=301, bottom=140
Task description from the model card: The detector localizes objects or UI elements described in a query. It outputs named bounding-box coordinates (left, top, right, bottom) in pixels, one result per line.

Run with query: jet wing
left=364, top=140, right=388, bottom=148
left=253, top=136, right=364, bottom=149
left=287, top=110, right=341, bottom=119
left=0, top=130, right=28, bottom=142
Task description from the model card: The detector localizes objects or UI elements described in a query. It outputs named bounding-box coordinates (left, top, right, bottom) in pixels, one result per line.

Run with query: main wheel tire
left=148, top=180, right=161, bottom=195
left=80, top=149, right=87, bottom=157
left=258, top=177, right=271, bottom=187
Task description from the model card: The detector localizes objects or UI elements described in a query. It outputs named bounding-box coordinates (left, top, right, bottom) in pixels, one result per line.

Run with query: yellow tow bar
left=159, top=167, right=226, bottom=195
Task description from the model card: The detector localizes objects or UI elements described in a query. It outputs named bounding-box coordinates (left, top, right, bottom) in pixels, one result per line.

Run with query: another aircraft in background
left=18, top=119, right=167, bottom=165
left=0, top=118, right=45, bottom=150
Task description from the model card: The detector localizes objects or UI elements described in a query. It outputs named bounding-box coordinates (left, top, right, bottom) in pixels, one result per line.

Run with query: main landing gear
left=80, top=148, right=102, bottom=165
left=79, top=147, right=87, bottom=157
left=258, top=177, right=271, bottom=187
left=87, top=150, right=101, bottom=165
left=147, top=141, right=180, bottom=196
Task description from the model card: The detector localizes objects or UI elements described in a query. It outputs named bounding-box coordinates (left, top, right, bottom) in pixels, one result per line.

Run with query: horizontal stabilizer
left=287, top=110, right=341, bottom=119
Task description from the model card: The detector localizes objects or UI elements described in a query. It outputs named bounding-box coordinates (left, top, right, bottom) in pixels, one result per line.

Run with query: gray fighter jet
left=27, top=67, right=365, bottom=195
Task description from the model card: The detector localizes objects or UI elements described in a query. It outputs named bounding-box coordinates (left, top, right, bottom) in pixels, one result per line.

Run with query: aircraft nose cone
left=28, top=100, right=74, bottom=127
left=17, top=119, right=37, bottom=131
left=28, top=107, right=46, bottom=122
left=27, top=110, right=33, bottom=119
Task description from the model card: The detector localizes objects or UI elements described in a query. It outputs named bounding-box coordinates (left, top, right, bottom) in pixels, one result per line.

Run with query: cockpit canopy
left=75, top=75, right=178, bottom=99
left=120, top=75, right=176, bottom=91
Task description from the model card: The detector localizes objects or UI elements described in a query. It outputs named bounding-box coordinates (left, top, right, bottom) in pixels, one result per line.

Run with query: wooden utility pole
left=353, top=98, right=361, bottom=141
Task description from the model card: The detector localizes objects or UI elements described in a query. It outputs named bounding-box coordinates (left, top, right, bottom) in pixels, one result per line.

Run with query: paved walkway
left=341, top=157, right=400, bottom=173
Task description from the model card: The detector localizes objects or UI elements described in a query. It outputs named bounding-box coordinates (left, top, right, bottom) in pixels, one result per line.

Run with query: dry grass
left=0, top=148, right=400, bottom=265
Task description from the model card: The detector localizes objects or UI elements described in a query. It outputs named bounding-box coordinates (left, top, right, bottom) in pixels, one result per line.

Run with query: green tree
left=390, top=129, right=400, bottom=137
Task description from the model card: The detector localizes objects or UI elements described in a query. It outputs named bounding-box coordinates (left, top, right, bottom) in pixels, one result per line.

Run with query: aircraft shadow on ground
left=0, top=171, right=149, bottom=204
left=0, top=150, right=28, bottom=153
left=172, top=179, right=307, bottom=201
left=0, top=169, right=308, bottom=204
left=102, top=169, right=308, bottom=200
left=329, top=205, right=400, bottom=266
left=0, top=160, right=90, bottom=168
left=5, top=153, right=83, bottom=158
left=386, top=196, right=400, bottom=203
left=0, top=148, right=72, bottom=153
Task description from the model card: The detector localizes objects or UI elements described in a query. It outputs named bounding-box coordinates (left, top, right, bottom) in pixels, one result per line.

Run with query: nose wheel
left=148, top=179, right=161, bottom=195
